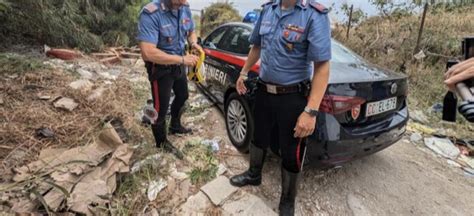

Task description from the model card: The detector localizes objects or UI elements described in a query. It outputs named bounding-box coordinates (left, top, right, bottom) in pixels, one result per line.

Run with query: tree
left=201, top=2, right=241, bottom=36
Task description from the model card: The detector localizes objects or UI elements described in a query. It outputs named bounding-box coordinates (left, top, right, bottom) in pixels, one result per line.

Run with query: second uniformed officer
left=137, top=0, right=201, bottom=159
left=230, top=0, right=331, bottom=215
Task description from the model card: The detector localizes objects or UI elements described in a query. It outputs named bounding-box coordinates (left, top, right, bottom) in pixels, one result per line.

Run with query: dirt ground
left=201, top=106, right=474, bottom=216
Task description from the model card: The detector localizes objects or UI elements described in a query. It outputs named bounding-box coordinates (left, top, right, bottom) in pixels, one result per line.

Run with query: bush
left=0, top=0, right=147, bottom=52
left=201, top=2, right=241, bottom=36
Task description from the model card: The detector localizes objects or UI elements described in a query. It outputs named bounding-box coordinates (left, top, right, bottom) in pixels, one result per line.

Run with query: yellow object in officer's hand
left=187, top=48, right=206, bottom=84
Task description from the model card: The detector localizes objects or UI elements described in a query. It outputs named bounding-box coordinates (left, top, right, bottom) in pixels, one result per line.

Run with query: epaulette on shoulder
left=261, top=0, right=273, bottom=7
left=310, top=1, right=328, bottom=14
left=143, top=2, right=158, bottom=14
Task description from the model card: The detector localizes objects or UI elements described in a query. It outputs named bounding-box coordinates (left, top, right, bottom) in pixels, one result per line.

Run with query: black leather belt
left=154, top=64, right=181, bottom=70
left=257, top=80, right=301, bottom=94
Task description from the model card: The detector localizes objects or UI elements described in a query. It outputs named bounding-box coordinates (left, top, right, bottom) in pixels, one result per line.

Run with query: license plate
left=366, top=97, right=397, bottom=117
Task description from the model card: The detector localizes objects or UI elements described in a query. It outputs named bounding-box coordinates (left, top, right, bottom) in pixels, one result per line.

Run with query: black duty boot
left=169, top=109, right=192, bottom=135
left=152, top=123, right=184, bottom=160
left=279, top=167, right=300, bottom=216
left=230, top=144, right=266, bottom=187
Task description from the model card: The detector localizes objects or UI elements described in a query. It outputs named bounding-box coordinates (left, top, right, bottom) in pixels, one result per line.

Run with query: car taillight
left=320, top=95, right=366, bottom=114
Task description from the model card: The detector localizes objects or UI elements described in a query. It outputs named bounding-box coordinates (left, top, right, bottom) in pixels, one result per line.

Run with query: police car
left=196, top=19, right=408, bottom=169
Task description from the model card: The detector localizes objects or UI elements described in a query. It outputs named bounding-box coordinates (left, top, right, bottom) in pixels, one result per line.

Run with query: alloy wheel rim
left=227, top=100, right=247, bottom=144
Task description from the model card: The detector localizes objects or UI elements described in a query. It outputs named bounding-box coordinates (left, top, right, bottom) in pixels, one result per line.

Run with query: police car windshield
left=331, top=40, right=364, bottom=64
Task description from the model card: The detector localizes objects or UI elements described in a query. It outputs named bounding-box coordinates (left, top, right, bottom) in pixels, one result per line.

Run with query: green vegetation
left=183, top=139, right=218, bottom=184
left=0, top=53, right=47, bottom=75
left=201, top=2, right=242, bottom=36
left=0, top=0, right=148, bottom=52
left=334, top=4, right=474, bottom=134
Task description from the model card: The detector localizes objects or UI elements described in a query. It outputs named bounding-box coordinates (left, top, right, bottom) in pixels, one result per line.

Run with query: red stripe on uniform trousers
left=296, top=138, right=302, bottom=170
left=153, top=80, right=160, bottom=113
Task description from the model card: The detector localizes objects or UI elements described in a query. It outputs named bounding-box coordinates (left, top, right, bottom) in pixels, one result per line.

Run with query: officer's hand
left=236, top=76, right=247, bottom=95
left=183, top=54, right=199, bottom=66
left=192, top=43, right=204, bottom=53
left=294, top=112, right=316, bottom=138
left=444, top=58, right=474, bottom=91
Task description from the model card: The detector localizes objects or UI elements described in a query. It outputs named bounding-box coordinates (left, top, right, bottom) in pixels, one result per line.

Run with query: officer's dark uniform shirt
left=250, top=0, right=332, bottom=85
left=137, top=0, right=194, bottom=55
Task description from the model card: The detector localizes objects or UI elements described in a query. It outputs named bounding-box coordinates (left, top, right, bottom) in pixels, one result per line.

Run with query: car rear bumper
left=304, top=105, right=408, bottom=169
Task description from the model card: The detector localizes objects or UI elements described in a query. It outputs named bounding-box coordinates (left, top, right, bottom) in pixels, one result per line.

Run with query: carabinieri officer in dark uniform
left=137, top=0, right=201, bottom=159
left=230, top=0, right=331, bottom=215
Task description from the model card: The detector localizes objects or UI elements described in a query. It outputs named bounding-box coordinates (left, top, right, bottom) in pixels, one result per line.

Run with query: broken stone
left=410, top=132, right=423, bottom=143
left=177, top=191, right=211, bottom=215
left=170, top=168, right=188, bottom=181
left=147, top=178, right=167, bottom=201
left=217, top=164, right=227, bottom=176
left=222, top=192, right=277, bottom=216
left=200, top=176, right=237, bottom=206
left=424, top=137, right=460, bottom=160
left=69, top=79, right=93, bottom=90
left=87, top=87, right=106, bottom=102
left=53, top=97, right=78, bottom=111
left=410, top=110, right=429, bottom=124
left=36, top=127, right=55, bottom=138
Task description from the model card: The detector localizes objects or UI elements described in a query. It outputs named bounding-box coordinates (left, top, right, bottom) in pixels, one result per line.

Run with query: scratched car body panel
left=197, top=22, right=409, bottom=169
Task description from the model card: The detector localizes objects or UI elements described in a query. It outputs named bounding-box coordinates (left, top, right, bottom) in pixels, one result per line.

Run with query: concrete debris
left=177, top=191, right=212, bottom=215
left=217, top=164, right=227, bottom=176
left=87, top=87, right=106, bottom=101
left=6, top=124, right=133, bottom=215
left=222, top=192, right=277, bottom=216
left=147, top=178, right=168, bottom=202
left=53, top=97, right=78, bottom=111
left=410, top=110, right=429, bottom=124
left=410, top=132, right=423, bottom=143
left=424, top=137, right=460, bottom=160
left=69, top=79, right=93, bottom=90
left=170, top=168, right=188, bottom=181
left=200, top=176, right=238, bottom=206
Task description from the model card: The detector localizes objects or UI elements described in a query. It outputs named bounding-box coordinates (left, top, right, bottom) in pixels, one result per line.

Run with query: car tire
left=225, top=92, right=254, bottom=153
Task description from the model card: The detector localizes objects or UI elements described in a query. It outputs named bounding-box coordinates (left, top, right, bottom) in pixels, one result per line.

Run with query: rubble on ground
left=0, top=124, right=133, bottom=215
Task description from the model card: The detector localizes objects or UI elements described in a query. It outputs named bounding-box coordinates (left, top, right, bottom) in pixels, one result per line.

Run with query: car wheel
left=225, top=92, right=253, bottom=153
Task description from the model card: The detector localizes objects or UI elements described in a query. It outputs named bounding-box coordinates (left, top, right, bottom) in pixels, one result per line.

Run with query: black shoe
left=278, top=167, right=300, bottom=216
left=169, top=123, right=192, bottom=134
left=230, top=144, right=266, bottom=187
left=159, top=139, right=184, bottom=160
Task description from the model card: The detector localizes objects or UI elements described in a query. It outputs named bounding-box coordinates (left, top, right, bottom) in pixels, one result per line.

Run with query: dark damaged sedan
left=196, top=22, right=409, bottom=169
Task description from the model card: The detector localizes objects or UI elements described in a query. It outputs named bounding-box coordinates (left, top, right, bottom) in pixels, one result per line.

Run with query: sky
left=188, top=0, right=385, bottom=21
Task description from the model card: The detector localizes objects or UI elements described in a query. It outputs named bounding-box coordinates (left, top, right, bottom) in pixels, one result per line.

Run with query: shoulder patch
left=144, top=3, right=158, bottom=13
left=310, top=2, right=328, bottom=14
